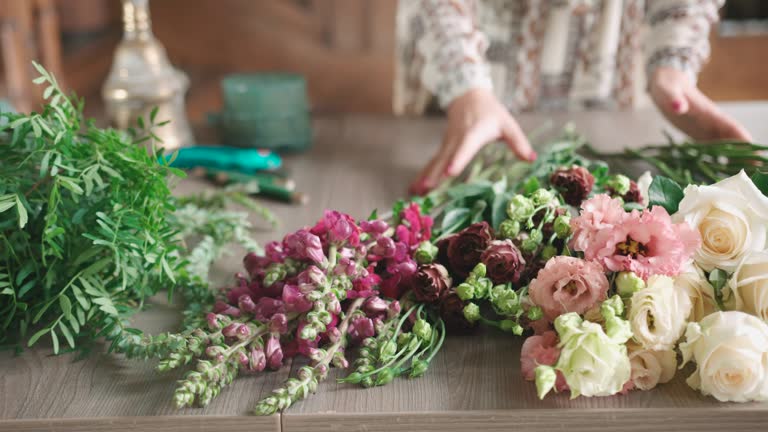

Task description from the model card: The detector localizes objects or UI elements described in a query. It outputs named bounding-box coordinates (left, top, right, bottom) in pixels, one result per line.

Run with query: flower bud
left=531, top=189, right=555, bottom=206
left=456, top=282, right=475, bottom=301
left=387, top=300, right=401, bottom=319
left=249, top=346, right=266, bottom=371
left=307, top=347, right=326, bottom=362
left=553, top=215, right=571, bottom=239
left=237, top=295, right=257, bottom=313
left=300, top=324, right=319, bottom=341
left=326, top=327, right=342, bottom=344
left=605, top=174, right=631, bottom=195
left=474, top=277, right=493, bottom=299
left=317, top=310, right=333, bottom=325
left=237, top=351, right=249, bottom=368
left=235, top=323, right=252, bottom=340
left=499, top=319, right=523, bottom=335
left=379, top=340, right=397, bottom=359
left=521, top=237, right=539, bottom=253
left=463, top=303, right=481, bottom=323
left=332, top=351, right=349, bottom=369
left=540, top=244, right=557, bottom=260
left=535, top=365, right=557, bottom=400
left=527, top=306, right=543, bottom=321
left=414, top=241, right=439, bottom=264
left=615, top=271, right=645, bottom=297
left=490, top=285, right=519, bottom=315
left=507, top=195, right=535, bottom=222
left=470, top=262, right=487, bottom=278
left=413, top=319, right=433, bottom=342
left=361, top=376, right=375, bottom=388
left=409, top=360, right=429, bottom=378
left=499, top=219, right=521, bottom=239
left=206, top=313, right=221, bottom=330
left=222, top=323, right=241, bottom=338
left=205, top=345, right=225, bottom=358
left=265, top=336, right=284, bottom=370
left=263, top=263, right=287, bottom=287
left=344, top=372, right=363, bottom=383
left=268, top=313, right=289, bottom=334
left=375, top=368, right=395, bottom=386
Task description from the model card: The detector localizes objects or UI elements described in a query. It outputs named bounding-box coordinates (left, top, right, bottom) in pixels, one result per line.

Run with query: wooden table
left=3, top=105, right=768, bottom=432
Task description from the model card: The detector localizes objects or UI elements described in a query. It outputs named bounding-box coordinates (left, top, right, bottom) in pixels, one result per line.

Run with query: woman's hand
left=409, top=88, right=537, bottom=195
left=650, top=67, right=753, bottom=142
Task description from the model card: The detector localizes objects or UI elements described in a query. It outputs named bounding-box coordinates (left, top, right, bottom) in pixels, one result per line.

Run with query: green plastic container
left=210, top=73, right=312, bottom=152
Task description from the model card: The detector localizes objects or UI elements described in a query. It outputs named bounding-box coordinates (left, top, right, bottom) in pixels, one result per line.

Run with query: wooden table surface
left=3, top=105, right=768, bottom=432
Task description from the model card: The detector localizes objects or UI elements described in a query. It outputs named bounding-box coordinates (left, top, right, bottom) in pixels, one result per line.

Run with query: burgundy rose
left=411, top=263, right=452, bottom=303
left=550, top=166, right=595, bottom=207
left=447, top=222, right=494, bottom=278
left=439, top=290, right=477, bottom=333
left=608, top=180, right=643, bottom=204
left=480, top=240, right=526, bottom=285
left=435, top=234, right=456, bottom=268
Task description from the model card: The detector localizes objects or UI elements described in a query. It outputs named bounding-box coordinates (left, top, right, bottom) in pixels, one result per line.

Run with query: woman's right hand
left=410, top=88, right=537, bottom=195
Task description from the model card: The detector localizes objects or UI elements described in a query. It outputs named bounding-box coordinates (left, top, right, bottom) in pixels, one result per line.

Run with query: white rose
left=675, top=170, right=768, bottom=272
left=724, top=251, right=768, bottom=321
left=680, top=311, right=768, bottom=402
left=629, top=275, right=691, bottom=350
left=636, top=171, right=653, bottom=206
left=553, top=313, right=631, bottom=398
left=627, top=342, right=677, bottom=391
left=674, top=263, right=718, bottom=322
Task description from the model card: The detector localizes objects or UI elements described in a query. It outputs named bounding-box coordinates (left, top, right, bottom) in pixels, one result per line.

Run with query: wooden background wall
left=1, top=0, right=767, bottom=117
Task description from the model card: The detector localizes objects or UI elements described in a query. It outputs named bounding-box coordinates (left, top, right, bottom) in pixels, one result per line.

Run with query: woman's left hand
left=650, top=67, right=753, bottom=142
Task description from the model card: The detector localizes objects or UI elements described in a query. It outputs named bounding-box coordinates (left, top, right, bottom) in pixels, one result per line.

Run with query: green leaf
left=368, top=209, right=378, bottom=221
left=71, top=285, right=90, bottom=309
left=750, top=171, right=768, bottom=197
left=648, top=176, right=685, bottom=214
left=150, top=106, right=159, bottom=123
left=27, top=326, right=51, bottom=346
left=709, top=269, right=728, bottom=292
left=51, top=329, right=60, bottom=354
left=15, top=194, right=28, bottom=228
left=491, top=192, right=511, bottom=229
left=59, top=321, right=75, bottom=349
left=522, top=177, right=540, bottom=195
left=17, top=280, right=35, bottom=298
left=0, top=196, right=16, bottom=213
left=59, top=295, right=72, bottom=319
left=440, top=208, right=470, bottom=235
left=447, top=181, right=493, bottom=200
left=1, top=288, right=13, bottom=295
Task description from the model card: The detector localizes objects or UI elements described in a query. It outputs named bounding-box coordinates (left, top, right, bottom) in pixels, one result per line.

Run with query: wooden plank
left=699, top=34, right=768, bottom=101
left=0, top=416, right=278, bottom=432
left=330, top=0, right=366, bottom=51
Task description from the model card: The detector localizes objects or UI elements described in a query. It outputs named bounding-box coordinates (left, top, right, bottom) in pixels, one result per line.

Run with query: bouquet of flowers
left=122, top=130, right=768, bottom=413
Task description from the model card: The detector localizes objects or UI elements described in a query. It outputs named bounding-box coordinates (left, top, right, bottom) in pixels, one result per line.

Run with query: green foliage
left=0, top=63, right=183, bottom=353
left=648, top=176, right=685, bottom=214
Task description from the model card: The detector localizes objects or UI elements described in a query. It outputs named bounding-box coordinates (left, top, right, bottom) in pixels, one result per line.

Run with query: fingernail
left=671, top=100, right=682, bottom=113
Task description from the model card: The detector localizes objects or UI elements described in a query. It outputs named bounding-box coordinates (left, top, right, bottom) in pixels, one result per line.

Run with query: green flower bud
left=499, top=219, right=521, bottom=239
left=413, top=319, right=433, bottom=342
left=409, top=359, right=430, bottom=378
left=521, top=237, right=538, bottom=253
left=553, top=215, right=572, bottom=239
left=606, top=174, right=631, bottom=195
left=540, top=244, right=558, bottom=260
left=463, top=303, right=481, bottom=323
left=535, top=365, right=557, bottom=400
left=527, top=306, right=543, bottom=321
left=344, top=372, right=363, bottom=384
left=490, top=285, right=519, bottom=315
left=375, top=368, right=395, bottom=386
left=414, top=241, right=439, bottom=264
left=361, top=376, right=375, bottom=388
left=359, top=347, right=372, bottom=358
left=456, top=282, right=475, bottom=301
left=397, top=332, right=411, bottom=347
left=474, top=278, right=493, bottom=299
left=471, top=263, right=487, bottom=278
left=531, top=188, right=555, bottom=206
left=379, top=340, right=397, bottom=359
left=529, top=228, right=543, bottom=244
left=499, top=319, right=523, bottom=335
left=615, top=271, right=645, bottom=297
left=263, top=263, right=287, bottom=287
left=507, top=194, right=535, bottom=222
left=299, top=325, right=318, bottom=341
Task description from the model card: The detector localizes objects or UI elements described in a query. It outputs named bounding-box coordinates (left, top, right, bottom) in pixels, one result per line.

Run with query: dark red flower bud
left=447, top=222, right=494, bottom=278
left=410, top=263, right=452, bottom=303
left=480, top=240, right=526, bottom=285
left=550, top=166, right=595, bottom=207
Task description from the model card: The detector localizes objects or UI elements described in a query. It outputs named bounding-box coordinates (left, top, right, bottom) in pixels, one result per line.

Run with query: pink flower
left=249, top=346, right=266, bottom=372
left=265, top=336, right=284, bottom=370
left=283, top=229, right=326, bottom=264
left=243, top=252, right=270, bottom=279
left=520, top=331, right=568, bottom=391
left=528, top=256, right=609, bottom=321
left=213, top=300, right=241, bottom=317
left=396, top=203, right=433, bottom=248
left=570, top=194, right=627, bottom=258
left=282, top=284, right=313, bottom=313
left=312, top=210, right=360, bottom=246
left=253, top=297, right=285, bottom=321
left=600, top=206, right=700, bottom=279
left=350, top=271, right=381, bottom=299
left=264, top=241, right=286, bottom=263
left=297, top=265, right=326, bottom=287
left=348, top=316, right=375, bottom=343
left=360, top=219, right=389, bottom=236
left=268, top=313, right=288, bottom=334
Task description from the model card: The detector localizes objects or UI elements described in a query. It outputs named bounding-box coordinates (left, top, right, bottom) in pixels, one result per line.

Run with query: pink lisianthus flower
left=570, top=194, right=627, bottom=258
left=528, top=256, right=609, bottom=322
left=520, top=331, right=568, bottom=392
left=600, top=206, right=700, bottom=279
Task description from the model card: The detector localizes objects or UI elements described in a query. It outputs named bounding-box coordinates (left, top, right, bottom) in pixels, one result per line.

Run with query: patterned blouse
left=394, top=0, right=724, bottom=115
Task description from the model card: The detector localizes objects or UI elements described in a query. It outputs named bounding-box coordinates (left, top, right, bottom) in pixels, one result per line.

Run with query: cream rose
left=674, top=264, right=718, bottom=322
left=680, top=311, right=768, bottom=402
left=724, top=251, right=768, bottom=321
left=675, top=170, right=768, bottom=272
left=629, top=275, right=691, bottom=350
left=636, top=171, right=653, bottom=206
left=627, top=342, right=677, bottom=391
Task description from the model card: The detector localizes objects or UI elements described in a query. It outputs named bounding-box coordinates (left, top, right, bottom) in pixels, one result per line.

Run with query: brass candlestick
left=102, top=0, right=193, bottom=150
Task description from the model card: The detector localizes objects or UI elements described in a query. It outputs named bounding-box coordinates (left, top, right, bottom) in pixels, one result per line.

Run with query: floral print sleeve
left=645, top=0, right=724, bottom=84
left=416, top=0, right=494, bottom=108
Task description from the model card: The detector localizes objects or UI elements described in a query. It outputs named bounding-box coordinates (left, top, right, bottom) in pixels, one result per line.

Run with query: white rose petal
left=675, top=170, right=768, bottom=272
left=636, top=171, right=653, bottom=206
left=724, top=251, right=768, bottom=321
left=629, top=275, right=691, bottom=350
left=675, top=263, right=719, bottom=322
left=680, top=311, right=768, bottom=402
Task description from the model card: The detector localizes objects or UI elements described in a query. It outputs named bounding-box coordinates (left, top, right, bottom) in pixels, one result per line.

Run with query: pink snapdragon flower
left=265, top=335, right=284, bottom=370
left=283, top=229, right=326, bottom=264
left=311, top=210, right=361, bottom=246
left=395, top=203, right=433, bottom=249
left=570, top=195, right=700, bottom=279
left=528, top=256, right=609, bottom=322
left=282, top=284, right=313, bottom=313
left=348, top=316, right=375, bottom=343
left=520, top=331, right=568, bottom=392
